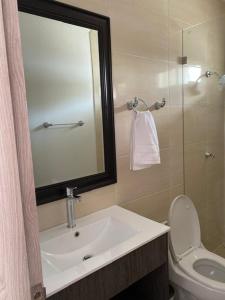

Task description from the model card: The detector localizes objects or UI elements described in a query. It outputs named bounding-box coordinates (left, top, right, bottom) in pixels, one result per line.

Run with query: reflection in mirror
left=19, top=12, right=105, bottom=188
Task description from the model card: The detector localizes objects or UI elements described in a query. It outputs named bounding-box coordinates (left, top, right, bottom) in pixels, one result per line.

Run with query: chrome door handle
left=205, top=152, right=216, bottom=159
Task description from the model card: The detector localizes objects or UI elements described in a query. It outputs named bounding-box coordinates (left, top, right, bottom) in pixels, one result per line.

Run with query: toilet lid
left=168, top=195, right=201, bottom=259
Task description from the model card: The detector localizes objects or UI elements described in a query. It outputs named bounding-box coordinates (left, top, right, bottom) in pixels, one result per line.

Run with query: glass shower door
left=182, top=15, right=225, bottom=254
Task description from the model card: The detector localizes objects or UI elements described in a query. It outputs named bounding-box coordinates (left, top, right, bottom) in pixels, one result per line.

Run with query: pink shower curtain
left=0, top=0, right=44, bottom=298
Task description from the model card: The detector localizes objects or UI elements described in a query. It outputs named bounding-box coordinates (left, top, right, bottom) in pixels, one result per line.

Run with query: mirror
left=18, top=0, right=116, bottom=205
left=19, top=13, right=104, bottom=186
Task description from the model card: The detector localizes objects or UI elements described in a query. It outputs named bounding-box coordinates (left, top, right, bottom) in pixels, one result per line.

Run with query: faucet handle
left=66, top=187, right=82, bottom=201
left=66, top=186, right=78, bottom=198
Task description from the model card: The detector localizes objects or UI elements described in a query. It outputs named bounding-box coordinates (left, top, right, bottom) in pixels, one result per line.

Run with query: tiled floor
left=213, top=244, right=225, bottom=258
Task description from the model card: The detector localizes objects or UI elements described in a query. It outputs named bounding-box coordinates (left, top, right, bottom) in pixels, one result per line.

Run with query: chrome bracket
left=31, top=283, right=46, bottom=300
left=127, top=97, right=139, bottom=110
left=154, top=98, right=166, bottom=110
left=180, top=56, right=187, bottom=65
left=205, top=71, right=213, bottom=78
left=127, top=97, right=166, bottom=112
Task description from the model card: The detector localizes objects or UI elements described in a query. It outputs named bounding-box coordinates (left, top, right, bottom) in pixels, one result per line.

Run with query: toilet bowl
left=168, top=195, right=225, bottom=300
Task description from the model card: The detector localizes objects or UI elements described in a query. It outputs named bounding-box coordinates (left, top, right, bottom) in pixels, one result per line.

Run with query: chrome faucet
left=66, top=187, right=81, bottom=228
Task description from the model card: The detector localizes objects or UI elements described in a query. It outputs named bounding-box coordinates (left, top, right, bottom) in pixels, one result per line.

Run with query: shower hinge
left=180, top=56, right=188, bottom=65
left=31, top=283, right=46, bottom=300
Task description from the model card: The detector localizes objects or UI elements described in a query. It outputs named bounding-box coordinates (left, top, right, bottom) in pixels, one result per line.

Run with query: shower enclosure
left=183, top=15, right=225, bottom=255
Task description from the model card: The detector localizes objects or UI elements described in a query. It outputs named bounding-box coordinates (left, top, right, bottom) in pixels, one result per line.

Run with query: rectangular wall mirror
left=18, top=0, right=116, bottom=205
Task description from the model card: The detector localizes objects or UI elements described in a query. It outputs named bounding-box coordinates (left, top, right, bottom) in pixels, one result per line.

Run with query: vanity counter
left=40, top=206, right=169, bottom=299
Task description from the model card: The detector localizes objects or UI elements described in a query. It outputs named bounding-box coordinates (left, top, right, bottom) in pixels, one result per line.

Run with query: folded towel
left=130, top=111, right=160, bottom=171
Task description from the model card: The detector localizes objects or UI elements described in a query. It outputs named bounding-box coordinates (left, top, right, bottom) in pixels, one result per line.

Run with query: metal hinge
left=31, top=283, right=46, bottom=300
left=179, top=56, right=188, bottom=65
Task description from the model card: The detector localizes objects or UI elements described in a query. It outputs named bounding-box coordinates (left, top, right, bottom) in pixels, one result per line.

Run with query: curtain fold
left=0, top=0, right=43, bottom=298
left=0, top=0, right=31, bottom=298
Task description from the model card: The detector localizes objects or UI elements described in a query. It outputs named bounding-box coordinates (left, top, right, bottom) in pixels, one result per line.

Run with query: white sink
left=40, top=205, right=169, bottom=297
left=41, top=216, right=137, bottom=271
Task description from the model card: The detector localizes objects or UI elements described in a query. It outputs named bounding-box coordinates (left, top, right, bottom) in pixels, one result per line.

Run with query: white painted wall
left=19, top=12, right=104, bottom=187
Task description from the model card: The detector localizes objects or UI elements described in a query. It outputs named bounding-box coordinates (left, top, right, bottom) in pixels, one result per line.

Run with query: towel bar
left=42, top=121, right=84, bottom=128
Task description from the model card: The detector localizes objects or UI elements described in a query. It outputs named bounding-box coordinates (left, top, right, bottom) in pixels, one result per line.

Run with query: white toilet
left=168, top=195, right=225, bottom=300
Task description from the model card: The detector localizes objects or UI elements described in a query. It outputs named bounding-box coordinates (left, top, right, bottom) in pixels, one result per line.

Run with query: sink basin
left=40, top=205, right=169, bottom=297
left=41, top=216, right=137, bottom=270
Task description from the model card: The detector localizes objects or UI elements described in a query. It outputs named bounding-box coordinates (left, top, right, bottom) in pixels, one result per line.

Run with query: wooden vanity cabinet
left=48, top=233, right=168, bottom=300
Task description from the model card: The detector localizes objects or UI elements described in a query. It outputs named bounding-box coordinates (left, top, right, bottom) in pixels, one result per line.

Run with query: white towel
left=130, top=111, right=160, bottom=171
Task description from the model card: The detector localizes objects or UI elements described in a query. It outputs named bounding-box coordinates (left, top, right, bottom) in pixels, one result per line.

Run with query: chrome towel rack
left=127, top=97, right=166, bottom=112
left=42, top=121, right=84, bottom=128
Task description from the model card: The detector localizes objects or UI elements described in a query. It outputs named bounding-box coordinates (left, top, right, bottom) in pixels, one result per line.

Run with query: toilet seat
left=169, top=195, right=201, bottom=261
left=179, top=248, right=225, bottom=292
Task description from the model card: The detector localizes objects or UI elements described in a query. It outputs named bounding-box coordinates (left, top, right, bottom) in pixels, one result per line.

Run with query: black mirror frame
left=18, top=0, right=117, bottom=205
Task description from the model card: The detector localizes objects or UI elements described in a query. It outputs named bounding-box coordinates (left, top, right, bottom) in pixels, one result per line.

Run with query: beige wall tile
left=116, top=145, right=183, bottom=204
left=206, top=17, right=225, bottom=70
left=183, top=17, right=225, bottom=68
left=112, top=53, right=169, bottom=108
left=75, top=185, right=117, bottom=217
left=169, top=18, right=190, bottom=62
left=183, top=64, right=209, bottom=144
left=183, top=25, right=208, bottom=66
left=168, top=106, right=183, bottom=147
left=108, top=1, right=169, bottom=61
left=184, top=140, right=225, bottom=248
left=122, top=190, right=171, bottom=222
left=116, top=150, right=171, bottom=203
left=122, top=184, right=183, bottom=222
left=38, top=199, right=67, bottom=231
left=184, top=142, right=208, bottom=213
left=214, top=245, right=225, bottom=258
left=168, top=63, right=183, bottom=107
left=207, top=107, right=224, bottom=143
left=169, top=0, right=225, bottom=26
left=206, top=170, right=224, bottom=227
left=114, top=110, right=133, bottom=157
left=39, top=185, right=116, bottom=231
left=169, top=184, right=184, bottom=200
left=204, top=218, right=223, bottom=251
left=206, top=142, right=224, bottom=175
left=184, top=103, right=208, bottom=144
left=169, top=146, right=184, bottom=186
left=57, top=0, right=108, bottom=14
left=131, top=0, right=168, bottom=16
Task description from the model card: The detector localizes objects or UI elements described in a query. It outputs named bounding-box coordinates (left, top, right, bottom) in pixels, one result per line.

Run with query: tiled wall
left=38, top=0, right=225, bottom=242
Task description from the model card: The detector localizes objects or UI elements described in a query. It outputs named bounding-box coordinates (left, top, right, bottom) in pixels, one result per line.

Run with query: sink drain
left=83, top=254, right=93, bottom=261
left=74, top=231, right=80, bottom=237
